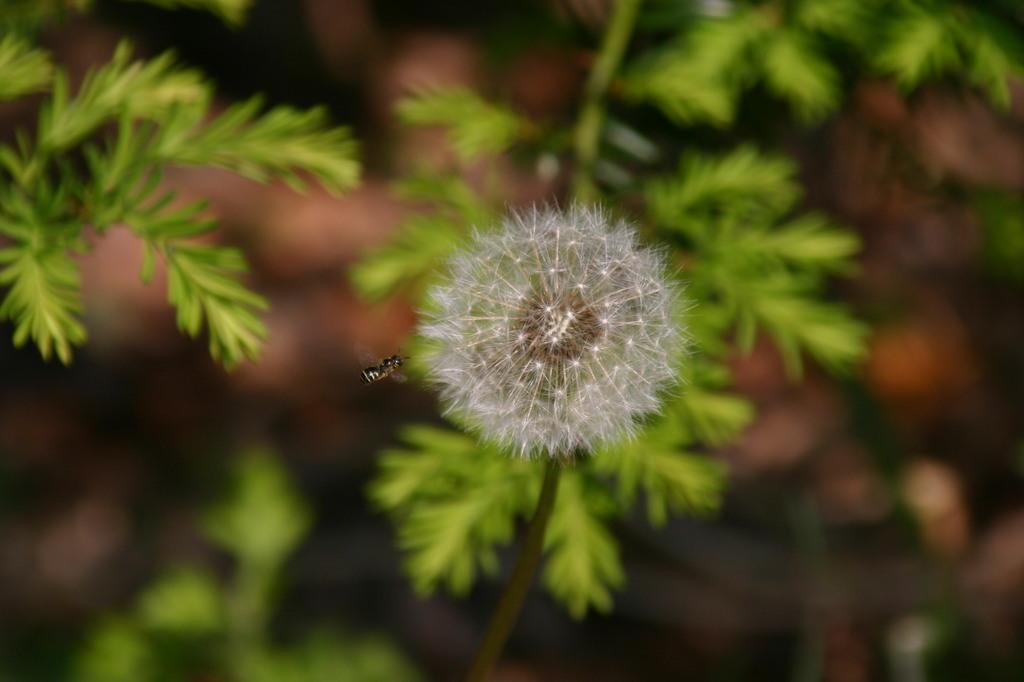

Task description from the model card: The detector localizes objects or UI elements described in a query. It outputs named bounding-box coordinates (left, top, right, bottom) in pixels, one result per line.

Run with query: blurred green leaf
left=137, top=568, right=224, bottom=634
left=122, top=0, right=254, bottom=26
left=736, top=277, right=868, bottom=377
left=75, top=617, right=156, bottom=682
left=203, top=448, right=312, bottom=569
left=350, top=213, right=461, bottom=303
left=872, top=7, right=959, bottom=89
left=957, top=9, right=1024, bottom=108
left=762, top=29, right=840, bottom=122
left=974, top=189, right=1024, bottom=284
left=791, top=0, right=869, bottom=42
left=673, top=385, right=755, bottom=447
left=622, top=47, right=737, bottom=126
left=397, top=87, right=526, bottom=162
left=0, top=33, right=52, bottom=100
left=744, top=213, right=861, bottom=274
left=254, top=629, right=424, bottom=682
left=646, top=146, right=801, bottom=225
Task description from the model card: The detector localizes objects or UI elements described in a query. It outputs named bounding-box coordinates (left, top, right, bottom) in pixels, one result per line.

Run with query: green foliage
left=164, top=239, right=270, bottom=366
left=647, top=145, right=866, bottom=376
left=0, top=30, right=360, bottom=367
left=0, top=229, right=87, bottom=365
left=871, top=3, right=1024, bottom=107
left=155, top=96, right=360, bottom=194
left=370, top=418, right=728, bottom=617
left=973, top=189, right=1024, bottom=284
left=593, top=409, right=729, bottom=527
left=646, top=145, right=801, bottom=216
left=872, top=5, right=961, bottom=90
left=761, top=29, right=840, bottom=122
left=623, top=9, right=760, bottom=127
left=122, top=0, right=255, bottom=27
left=369, top=425, right=539, bottom=595
left=74, top=447, right=422, bottom=682
left=203, top=447, right=312, bottom=570
left=349, top=173, right=493, bottom=302
left=624, top=3, right=846, bottom=125
left=251, top=629, right=424, bottom=682
left=541, top=470, right=624, bottom=618
left=624, top=0, right=1024, bottom=127
left=0, top=34, right=52, bottom=100
left=0, top=0, right=89, bottom=32
left=396, top=87, right=527, bottom=162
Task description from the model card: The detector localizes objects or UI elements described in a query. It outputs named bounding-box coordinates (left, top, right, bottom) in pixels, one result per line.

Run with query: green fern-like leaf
left=164, top=241, right=269, bottom=367
left=38, top=42, right=208, bottom=153
left=541, top=470, right=624, bottom=618
left=0, top=33, right=52, bottom=100
left=392, top=172, right=494, bottom=224
left=155, top=97, right=360, bottom=195
left=791, top=0, right=869, bottom=42
left=648, top=145, right=865, bottom=377
left=351, top=173, right=492, bottom=303
left=133, top=197, right=270, bottom=367
left=0, top=241, right=86, bottom=364
left=369, top=425, right=538, bottom=596
left=0, top=177, right=86, bottom=363
left=396, top=87, right=525, bottom=162
left=673, top=386, right=755, bottom=447
left=646, top=146, right=801, bottom=223
left=0, top=36, right=361, bottom=366
left=957, top=10, right=1024, bottom=108
left=744, top=213, right=860, bottom=275
left=622, top=48, right=738, bottom=126
left=593, top=414, right=727, bottom=526
left=683, top=7, right=765, bottom=78
left=761, top=29, right=840, bottom=122
left=623, top=9, right=767, bottom=127
left=349, top=213, right=461, bottom=303
left=872, top=7, right=959, bottom=90
left=736, top=277, right=868, bottom=376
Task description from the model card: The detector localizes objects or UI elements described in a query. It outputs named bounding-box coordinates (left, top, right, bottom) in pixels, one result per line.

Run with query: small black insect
left=360, top=351, right=408, bottom=385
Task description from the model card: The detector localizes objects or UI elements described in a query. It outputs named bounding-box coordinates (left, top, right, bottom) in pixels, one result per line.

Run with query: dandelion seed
left=419, top=205, right=686, bottom=459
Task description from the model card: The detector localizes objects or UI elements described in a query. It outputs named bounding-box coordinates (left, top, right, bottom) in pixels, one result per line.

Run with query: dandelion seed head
left=419, top=204, right=686, bottom=458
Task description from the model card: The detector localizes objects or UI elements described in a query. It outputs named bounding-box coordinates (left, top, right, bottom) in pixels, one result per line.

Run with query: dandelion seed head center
left=513, top=290, right=603, bottom=365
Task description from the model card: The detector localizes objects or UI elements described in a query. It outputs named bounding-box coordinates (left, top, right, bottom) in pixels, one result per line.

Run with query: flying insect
left=360, top=351, right=408, bottom=385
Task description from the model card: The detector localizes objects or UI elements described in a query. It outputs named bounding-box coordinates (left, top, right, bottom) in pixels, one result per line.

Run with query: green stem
left=463, top=461, right=563, bottom=682
left=571, top=0, right=644, bottom=203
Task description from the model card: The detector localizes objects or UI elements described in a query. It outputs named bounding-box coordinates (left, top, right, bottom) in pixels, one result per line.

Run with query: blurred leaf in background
left=74, top=447, right=422, bottom=682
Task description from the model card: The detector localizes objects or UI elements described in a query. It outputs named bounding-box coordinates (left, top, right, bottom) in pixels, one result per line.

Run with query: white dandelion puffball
left=420, top=205, right=686, bottom=458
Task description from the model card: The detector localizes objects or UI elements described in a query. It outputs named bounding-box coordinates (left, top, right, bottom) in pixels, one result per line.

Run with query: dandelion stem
left=571, top=0, right=644, bottom=203
left=464, top=460, right=563, bottom=682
